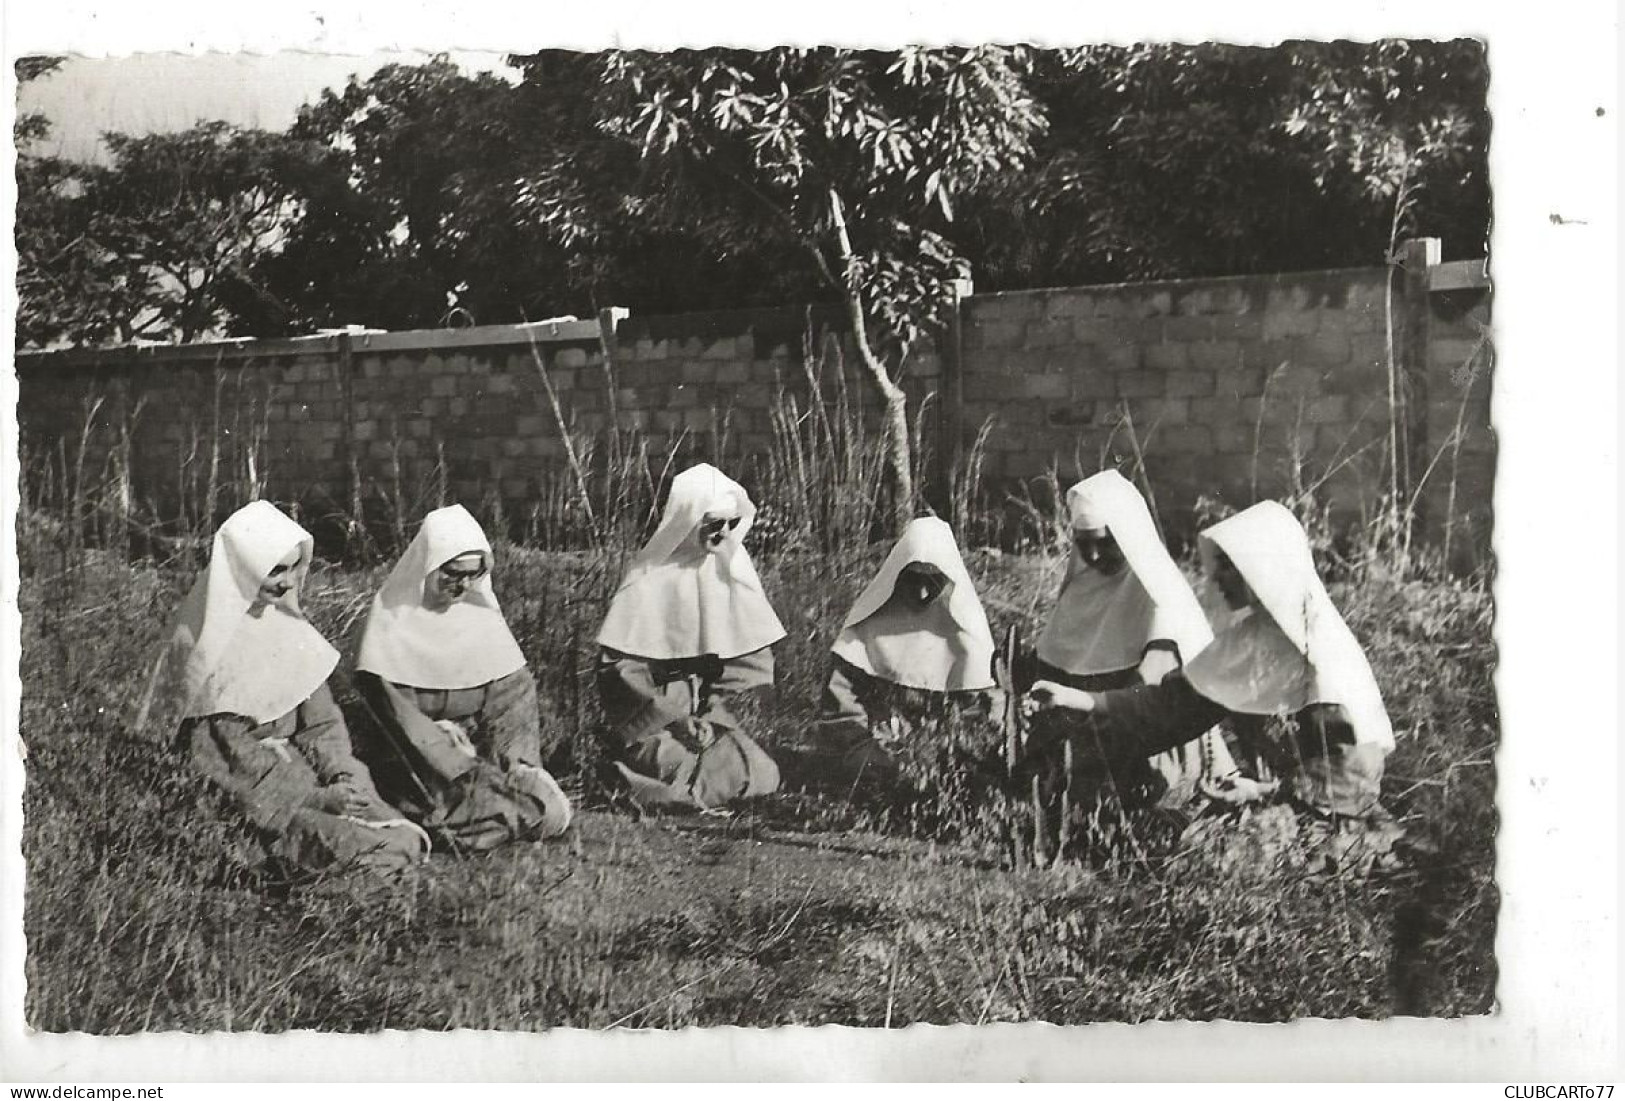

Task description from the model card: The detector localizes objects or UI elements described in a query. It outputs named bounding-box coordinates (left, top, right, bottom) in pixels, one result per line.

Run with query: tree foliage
left=590, top=47, right=1046, bottom=523
left=961, top=40, right=1490, bottom=291
left=16, top=42, right=1490, bottom=360
left=14, top=56, right=133, bottom=349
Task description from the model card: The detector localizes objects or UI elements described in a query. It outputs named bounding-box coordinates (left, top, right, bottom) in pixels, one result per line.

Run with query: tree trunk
left=828, top=189, right=915, bottom=534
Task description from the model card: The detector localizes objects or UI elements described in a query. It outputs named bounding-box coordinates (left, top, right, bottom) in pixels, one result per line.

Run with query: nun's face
left=893, top=562, right=949, bottom=612
left=1073, top=527, right=1127, bottom=575
left=256, top=547, right=304, bottom=609
left=1210, top=548, right=1255, bottom=610
left=426, top=551, right=488, bottom=611
left=695, top=511, right=742, bottom=555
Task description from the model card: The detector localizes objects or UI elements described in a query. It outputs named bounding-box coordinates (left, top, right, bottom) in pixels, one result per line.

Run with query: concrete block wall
left=17, top=307, right=939, bottom=549
left=17, top=264, right=1488, bottom=563
left=955, top=266, right=1493, bottom=556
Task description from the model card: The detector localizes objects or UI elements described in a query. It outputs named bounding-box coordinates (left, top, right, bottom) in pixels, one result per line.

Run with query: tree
left=14, top=56, right=140, bottom=348
left=960, top=41, right=1489, bottom=291
left=76, top=122, right=340, bottom=343
left=592, top=47, right=1046, bottom=529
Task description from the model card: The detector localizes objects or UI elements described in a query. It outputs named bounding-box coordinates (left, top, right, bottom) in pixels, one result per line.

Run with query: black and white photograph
left=1, top=0, right=1617, bottom=1085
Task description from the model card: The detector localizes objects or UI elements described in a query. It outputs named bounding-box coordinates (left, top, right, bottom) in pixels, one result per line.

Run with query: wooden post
left=596, top=306, right=630, bottom=429
left=1391, top=238, right=1440, bottom=516
left=336, top=331, right=364, bottom=557
left=938, top=275, right=972, bottom=528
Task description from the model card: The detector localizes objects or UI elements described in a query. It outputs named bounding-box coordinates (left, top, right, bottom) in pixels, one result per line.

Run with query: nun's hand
left=1200, top=772, right=1280, bottom=806
left=1022, top=680, right=1095, bottom=717
left=310, top=778, right=373, bottom=816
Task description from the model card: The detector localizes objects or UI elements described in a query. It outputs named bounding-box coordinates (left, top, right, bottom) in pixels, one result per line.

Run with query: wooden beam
left=1428, top=258, right=1491, bottom=293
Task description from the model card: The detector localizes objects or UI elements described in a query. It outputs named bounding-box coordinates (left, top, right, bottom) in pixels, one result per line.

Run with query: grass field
left=18, top=506, right=1498, bottom=1031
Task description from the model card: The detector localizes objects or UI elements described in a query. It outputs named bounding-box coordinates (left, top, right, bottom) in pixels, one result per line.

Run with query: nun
left=597, top=463, right=786, bottom=811
left=1025, top=501, right=1397, bottom=831
left=141, top=501, right=428, bottom=876
left=815, top=517, right=1001, bottom=776
left=1034, top=470, right=1248, bottom=807
left=353, top=504, right=572, bottom=850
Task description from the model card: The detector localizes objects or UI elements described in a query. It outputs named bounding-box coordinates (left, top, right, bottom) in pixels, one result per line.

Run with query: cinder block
left=1115, top=372, right=1165, bottom=398
left=733, top=382, right=773, bottom=407
left=1213, top=423, right=1256, bottom=453
left=1143, top=343, right=1189, bottom=371
left=1047, top=403, right=1099, bottom=428
left=1242, top=340, right=1297, bottom=371
left=1307, top=396, right=1349, bottom=424
left=1163, top=316, right=1213, bottom=342
left=681, top=361, right=717, bottom=385
left=968, top=320, right=1026, bottom=350
left=971, top=294, right=1043, bottom=323
left=965, top=373, right=1020, bottom=401
left=1190, top=341, right=1242, bottom=371
left=556, top=347, right=589, bottom=369
left=701, top=337, right=743, bottom=361
left=1296, top=333, right=1351, bottom=366
left=1070, top=371, right=1116, bottom=400
left=429, top=375, right=458, bottom=398
left=1345, top=303, right=1387, bottom=334
left=1025, top=320, right=1073, bottom=348
left=1167, top=370, right=1216, bottom=398
left=715, top=361, right=751, bottom=385
left=1134, top=289, right=1174, bottom=318
left=1041, top=293, right=1096, bottom=320
left=1322, top=360, right=1387, bottom=397
left=1189, top=397, right=1246, bottom=426
left=1429, top=337, right=1484, bottom=372
left=1020, top=374, right=1070, bottom=400
left=1268, top=368, right=1322, bottom=399
left=1214, top=365, right=1266, bottom=397
left=1260, top=308, right=1319, bottom=340
left=1157, top=425, right=1213, bottom=454
left=1210, top=314, right=1265, bottom=342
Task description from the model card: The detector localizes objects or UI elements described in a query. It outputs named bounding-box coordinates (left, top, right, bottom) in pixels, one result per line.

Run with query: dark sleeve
left=715, top=645, right=775, bottom=695
left=186, top=714, right=301, bottom=833
left=483, top=668, right=543, bottom=769
left=291, top=682, right=372, bottom=787
left=597, top=650, right=692, bottom=749
left=819, top=658, right=872, bottom=728
left=1032, top=672, right=1228, bottom=764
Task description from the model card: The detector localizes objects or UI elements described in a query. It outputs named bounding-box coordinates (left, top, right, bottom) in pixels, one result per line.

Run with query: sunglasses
left=699, top=516, right=743, bottom=539
left=437, top=560, right=490, bottom=584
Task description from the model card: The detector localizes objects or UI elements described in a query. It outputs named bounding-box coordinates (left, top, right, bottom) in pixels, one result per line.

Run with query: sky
left=15, top=50, right=517, bottom=162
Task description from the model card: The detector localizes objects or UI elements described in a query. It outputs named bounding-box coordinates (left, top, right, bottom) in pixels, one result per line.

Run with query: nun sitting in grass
left=1024, top=501, right=1402, bottom=863
left=352, top=504, right=572, bottom=851
left=140, top=501, right=428, bottom=877
left=1033, top=470, right=1254, bottom=810
left=596, top=463, right=786, bottom=812
left=813, top=516, right=1003, bottom=784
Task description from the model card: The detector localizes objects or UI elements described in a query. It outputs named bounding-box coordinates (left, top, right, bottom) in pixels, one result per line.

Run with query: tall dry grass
left=16, top=327, right=1498, bottom=1029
